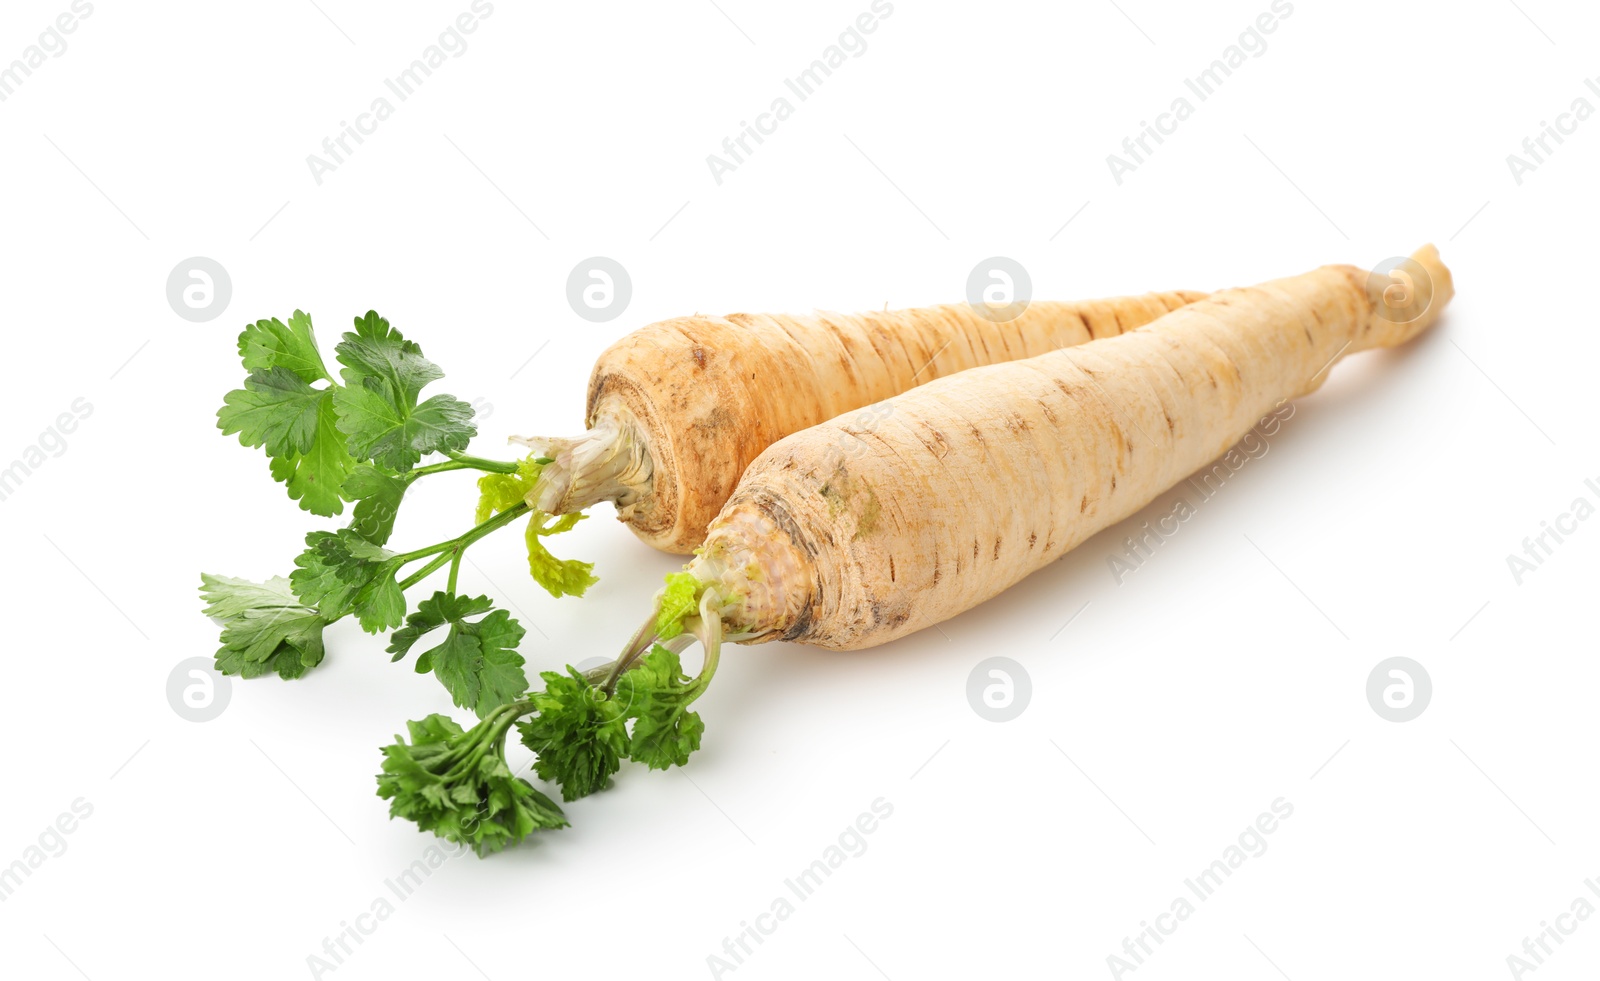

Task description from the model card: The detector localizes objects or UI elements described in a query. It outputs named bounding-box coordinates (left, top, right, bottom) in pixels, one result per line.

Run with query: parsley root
left=691, top=247, right=1454, bottom=648
left=517, top=291, right=1208, bottom=553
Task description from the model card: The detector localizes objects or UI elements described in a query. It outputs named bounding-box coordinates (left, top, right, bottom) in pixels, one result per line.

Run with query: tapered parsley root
left=690, top=247, right=1454, bottom=649
left=517, top=291, right=1209, bottom=553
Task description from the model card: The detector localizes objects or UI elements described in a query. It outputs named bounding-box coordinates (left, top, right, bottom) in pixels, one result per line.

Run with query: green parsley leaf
left=387, top=592, right=529, bottom=718
left=289, top=529, right=405, bottom=633
left=238, top=310, right=332, bottom=384
left=517, top=667, right=629, bottom=801
left=221, top=312, right=358, bottom=517
left=199, top=574, right=328, bottom=680
left=256, top=395, right=357, bottom=517
left=616, top=645, right=706, bottom=770
left=343, top=464, right=410, bottom=545
left=217, top=367, right=325, bottom=459
left=332, top=311, right=476, bottom=472
left=377, top=708, right=567, bottom=857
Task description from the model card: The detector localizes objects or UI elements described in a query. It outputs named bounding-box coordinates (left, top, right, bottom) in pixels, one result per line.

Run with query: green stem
left=440, top=700, right=537, bottom=782
left=409, top=460, right=478, bottom=479
left=446, top=451, right=521, bottom=474
left=446, top=548, right=463, bottom=594
left=398, top=552, right=453, bottom=591
left=392, top=502, right=530, bottom=564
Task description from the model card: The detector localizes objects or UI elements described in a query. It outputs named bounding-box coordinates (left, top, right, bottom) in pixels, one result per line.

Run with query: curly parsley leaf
left=378, top=709, right=567, bottom=857
left=387, top=592, right=528, bottom=718
left=332, top=311, right=476, bottom=472
left=199, top=574, right=328, bottom=680
left=289, top=529, right=405, bottom=633
left=616, top=645, right=706, bottom=770
left=517, top=667, right=629, bottom=801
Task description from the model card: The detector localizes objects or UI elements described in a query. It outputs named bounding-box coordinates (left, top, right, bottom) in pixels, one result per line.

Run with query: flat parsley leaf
left=517, top=667, right=628, bottom=801
left=238, top=310, right=331, bottom=384
left=332, top=311, right=476, bottom=472
left=343, top=464, right=409, bottom=546
left=220, top=311, right=356, bottom=517
left=387, top=592, right=529, bottom=718
left=378, top=710, right=567, bottom=857
left=199, top=574, right=328, bottom=680
left=616, top=645, right=706, bottom=770
left=289, top=529, right=405, bottom=633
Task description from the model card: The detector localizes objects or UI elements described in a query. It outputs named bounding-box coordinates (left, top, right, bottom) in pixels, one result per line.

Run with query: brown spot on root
left=972, top=538, right=980, bottom=560
left=691, top=346, right=706, bottom=369
left=1163, top=408, right=1176, bottom=433
left=1080, top=495, right=1089, bottom=513
left=781, top=601, right=815, bottom=643
left=1111, top=474, right=1118, bottom=491
left=1028, top=532, right=1037, bottom=549
left=889, top=556, right=896, bottom=582
left=992, top=537, right=1002, bottom=561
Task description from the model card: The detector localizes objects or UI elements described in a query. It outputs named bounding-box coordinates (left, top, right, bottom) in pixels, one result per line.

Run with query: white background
left=1, top=1, right=1596, bottom=978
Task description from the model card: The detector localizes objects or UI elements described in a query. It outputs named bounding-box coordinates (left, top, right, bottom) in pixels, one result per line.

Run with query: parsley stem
left=409, top=460, right=479, bottom=479
left=392, top=502, right=530, bottom=564
left=445, top=451, right=522, bottom=474
left=446, top=548, right=463, bottom=594
left=410, top=453, right=521, bottom=479
left=439, top=699, right=537, bottom=783
left=398, top=552, right=453, bottom=591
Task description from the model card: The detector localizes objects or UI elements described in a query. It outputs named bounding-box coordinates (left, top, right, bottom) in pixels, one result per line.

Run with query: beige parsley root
left=685, top=247, right=1453, bottom=650
left=516, top=290, right=1209, bottom=553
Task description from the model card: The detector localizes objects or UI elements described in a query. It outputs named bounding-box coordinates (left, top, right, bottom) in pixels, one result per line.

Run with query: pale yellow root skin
left=696, top=247, right=1454, bottom=651
left=579, top=291, right=1209, bottom=553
